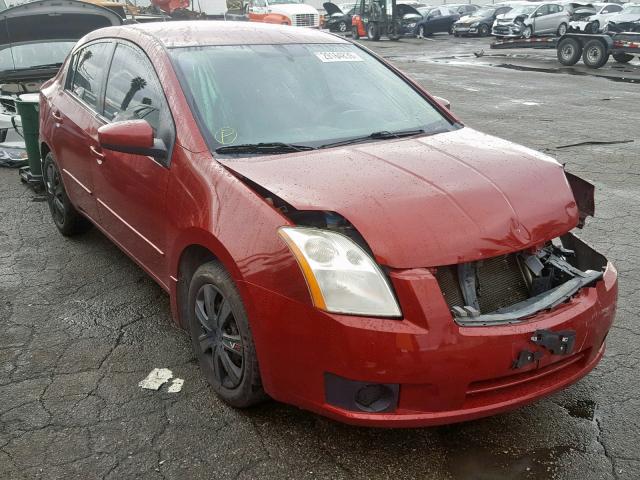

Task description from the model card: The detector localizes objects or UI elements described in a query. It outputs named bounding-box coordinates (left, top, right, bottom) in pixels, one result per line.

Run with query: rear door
left=52, top=41, right=114, bottom=222
left=91, top=41, right=175, bottom=286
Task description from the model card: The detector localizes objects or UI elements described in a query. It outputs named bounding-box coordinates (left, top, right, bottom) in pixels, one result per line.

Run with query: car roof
left=90, top=21, right=349, bottom=49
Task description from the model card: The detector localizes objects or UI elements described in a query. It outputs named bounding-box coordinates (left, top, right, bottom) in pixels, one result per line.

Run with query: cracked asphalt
left=1, top=34, right=639, bottom=480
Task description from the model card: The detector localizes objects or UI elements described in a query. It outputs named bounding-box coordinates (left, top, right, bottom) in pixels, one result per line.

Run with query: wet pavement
left=1, top=33, right=639, bottom=480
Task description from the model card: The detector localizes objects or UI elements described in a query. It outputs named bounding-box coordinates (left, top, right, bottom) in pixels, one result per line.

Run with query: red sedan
left=39, top=22, right=617, bottom=427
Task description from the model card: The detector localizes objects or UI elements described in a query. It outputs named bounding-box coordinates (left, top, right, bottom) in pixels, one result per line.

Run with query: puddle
left=495, top=63, right=640, bottom=84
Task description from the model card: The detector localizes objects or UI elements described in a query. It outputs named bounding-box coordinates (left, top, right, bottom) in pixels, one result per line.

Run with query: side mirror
left=433, top=95, right=451, bottom=110
left=98, top=120, right=167, bottom=160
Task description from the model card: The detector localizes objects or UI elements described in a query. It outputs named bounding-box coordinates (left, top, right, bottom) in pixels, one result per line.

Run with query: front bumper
left=243, top=258, right=617, bottom=427
left=453, top=24, right=479, bottom=35
left=492, top=24, right=523, bottom=37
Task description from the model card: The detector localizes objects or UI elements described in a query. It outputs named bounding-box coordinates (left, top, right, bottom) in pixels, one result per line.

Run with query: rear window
left=170, top=43, right=454, bottom=152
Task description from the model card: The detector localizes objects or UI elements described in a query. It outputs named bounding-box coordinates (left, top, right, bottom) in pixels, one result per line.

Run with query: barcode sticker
left=315, top=52, right=364, bottom=63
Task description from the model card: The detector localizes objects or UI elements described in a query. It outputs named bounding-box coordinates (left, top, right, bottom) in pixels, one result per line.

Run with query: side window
left=535, top=5, right=550, bottom=16
left=103, top=42, right=174, bottom=161
left=103, top=43, right=166, bottom=135
left=68, top=43, right=112, bottom=111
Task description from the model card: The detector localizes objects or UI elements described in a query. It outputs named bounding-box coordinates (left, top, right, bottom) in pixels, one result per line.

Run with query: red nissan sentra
left=39, top=22, right=617, bottom=427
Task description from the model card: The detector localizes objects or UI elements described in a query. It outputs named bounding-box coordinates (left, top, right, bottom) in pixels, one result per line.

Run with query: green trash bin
left=15, top=93, right=42, bottom=186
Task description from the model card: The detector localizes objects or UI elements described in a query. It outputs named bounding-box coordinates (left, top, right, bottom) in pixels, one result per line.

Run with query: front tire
left=42, top=152, right=92, bottom=237
left=557, top=22, right=567, bottom=36
left=522, top=25, right=532, bottom=39
left=188, top=261, right=266, bottom=408
left=352, top=25, right=360, bottom=39
left=367, top=22, right=380, bottom=41
left=582, top=39, right=609, bottom=69
left=590, top=20, right=600, bottom=33
left=557, top=38, right=582, bottom=66
left=479, top=24, right=490, bottom=36
left=337, top=21, right=347, bottom=33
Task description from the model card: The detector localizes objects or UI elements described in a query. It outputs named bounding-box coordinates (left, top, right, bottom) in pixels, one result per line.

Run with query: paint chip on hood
left=139, top=368, right=173, bottom=390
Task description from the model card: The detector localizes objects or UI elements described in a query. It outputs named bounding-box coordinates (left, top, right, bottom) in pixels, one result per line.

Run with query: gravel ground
left=1, top=34, right=639, bottom=480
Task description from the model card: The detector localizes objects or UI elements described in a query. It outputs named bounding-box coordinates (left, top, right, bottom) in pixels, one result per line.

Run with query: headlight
left=279, top=227, right=402, bottom=317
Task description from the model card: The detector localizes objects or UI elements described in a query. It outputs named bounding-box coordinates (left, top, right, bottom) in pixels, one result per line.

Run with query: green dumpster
left=15, top=93, right=42, bottom=186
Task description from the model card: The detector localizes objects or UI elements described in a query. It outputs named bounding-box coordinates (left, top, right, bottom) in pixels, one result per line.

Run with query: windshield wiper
left=318, top=129, right=425, bottom=149
left=215, top=142, right=315, bottom=155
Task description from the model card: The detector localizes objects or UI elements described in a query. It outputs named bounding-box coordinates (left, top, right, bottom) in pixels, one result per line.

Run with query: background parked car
left=603, top=3, right=640, bottom=30
left=492, top=2, right=571, bottom=38
left=453, top=4, right=513, bottom=36
left=397, top=4, right=424, bottom=35
left=414, top=5, right=460, bottom=37
left=569, top=2, right=624, bottom=32
left=323, top=2, right=355, bottom=32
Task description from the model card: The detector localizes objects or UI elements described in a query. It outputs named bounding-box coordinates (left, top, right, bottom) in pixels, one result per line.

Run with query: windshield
left=0, top=41, right=75, bottom=72
left=170, top=43, right=454, bottom=152
left=623, top=6, right=640, bottom=14
left=474, top=7, right=496, bottom=16
left=509, top=5, right=537, bottom=16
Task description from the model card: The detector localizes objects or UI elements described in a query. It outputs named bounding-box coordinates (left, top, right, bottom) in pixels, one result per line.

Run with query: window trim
left=99, top=38, right=176, bottom=168
left=64, top=40, right=116, bottom=116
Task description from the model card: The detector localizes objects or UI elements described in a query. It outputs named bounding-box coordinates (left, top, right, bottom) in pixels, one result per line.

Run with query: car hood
left=459, top=14, right=485, bottom=23
left=397, top=4, right=421, bottom=17
left=0, top=0, right=122, bottom=44
left=323, top=2, right=343, bottom=15
left=219, top=128, right=579, bottom=268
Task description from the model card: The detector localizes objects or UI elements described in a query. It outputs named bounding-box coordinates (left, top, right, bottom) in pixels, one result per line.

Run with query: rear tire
left=367, top=22, right=380, bottom=40
left=187, top=261, right=266, bottom=408
left=582, top=39, right=609, bottom=68
left=557, top=38, right=582, bottom=66
left=613, top=52, right=634, bottom=64
left=42, top=153, right=92, bottom=237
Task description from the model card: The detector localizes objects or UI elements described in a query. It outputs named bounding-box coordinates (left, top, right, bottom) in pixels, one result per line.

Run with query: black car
left=447, top=3, right=480, bottom=16
left=414, top=5, right=461, bottom=37
left=323, top=2, right=356, bottom=33
left=452, top=5, right=512, bottom=37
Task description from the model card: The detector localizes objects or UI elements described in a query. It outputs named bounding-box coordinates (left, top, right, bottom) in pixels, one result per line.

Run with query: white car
left=569, top=2, right=625, bottom=33
left=492, top=2, right=571, bottom=38
left=603, top=4, right=640, bottom=30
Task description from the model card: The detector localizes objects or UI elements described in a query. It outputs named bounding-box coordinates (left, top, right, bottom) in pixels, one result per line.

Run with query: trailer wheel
left=582, top=39, right=609, bottom=68
left=352, top=26, right=360, bottom=40
left=557, top=38, right=582, bottom=66
left=612, top=52, right=634, bottom=64
left=367, top=22, right=381, bottom=41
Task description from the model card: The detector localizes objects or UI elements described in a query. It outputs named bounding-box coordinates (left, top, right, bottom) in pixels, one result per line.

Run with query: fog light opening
left=354, top=384, right=394, bottom=413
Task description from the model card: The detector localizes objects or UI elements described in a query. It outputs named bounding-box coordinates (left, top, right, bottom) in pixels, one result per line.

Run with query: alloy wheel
left=195, top=283, right=244, bottom=389
left=45, top=161, right=65, bottom=226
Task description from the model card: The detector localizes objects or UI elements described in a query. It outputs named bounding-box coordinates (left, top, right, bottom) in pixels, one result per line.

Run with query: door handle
left=89, top=145, right=105, bottom=164
left=52, top=110, right=63, bottom=122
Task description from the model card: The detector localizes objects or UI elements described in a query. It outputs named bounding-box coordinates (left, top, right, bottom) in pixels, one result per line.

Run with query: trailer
left=490, top=32, right=640, bottom=69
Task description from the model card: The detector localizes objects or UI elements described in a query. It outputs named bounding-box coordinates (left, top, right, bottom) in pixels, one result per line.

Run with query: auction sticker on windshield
left=315, top=52, right=363, bottom=63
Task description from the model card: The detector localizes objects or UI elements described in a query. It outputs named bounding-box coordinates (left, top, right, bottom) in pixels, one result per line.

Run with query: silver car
left=492, top=2, right=571, bottom=38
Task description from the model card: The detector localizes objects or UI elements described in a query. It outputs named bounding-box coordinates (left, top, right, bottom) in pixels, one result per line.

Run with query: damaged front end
left=437, top=170, right=606, bottom=326
left=437, top=233, right=607, bottom=326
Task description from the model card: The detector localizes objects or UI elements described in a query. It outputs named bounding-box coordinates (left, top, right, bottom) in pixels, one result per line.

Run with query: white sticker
left=315, top=51, right=364, bottom=63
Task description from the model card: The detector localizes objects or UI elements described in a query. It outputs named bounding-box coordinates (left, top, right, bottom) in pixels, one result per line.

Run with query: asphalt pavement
left=1, top=34, right=639, bottom=480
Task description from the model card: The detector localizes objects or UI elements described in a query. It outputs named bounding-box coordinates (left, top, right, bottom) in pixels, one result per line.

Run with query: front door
left=52, top=42, right=114, bottom=222
left=91, top=41, right=176, bottom=287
